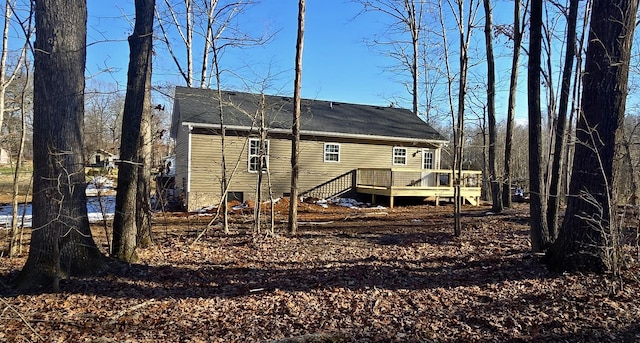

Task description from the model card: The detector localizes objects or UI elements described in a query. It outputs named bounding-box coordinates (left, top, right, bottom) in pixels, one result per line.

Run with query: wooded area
left=2, top=0, right=640, bottom=340
left=2, top=203, right=640, bottom=341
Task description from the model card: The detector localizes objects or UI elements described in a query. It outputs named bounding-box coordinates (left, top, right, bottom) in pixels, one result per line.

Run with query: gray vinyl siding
left=184, top=132, right=439, bottom=211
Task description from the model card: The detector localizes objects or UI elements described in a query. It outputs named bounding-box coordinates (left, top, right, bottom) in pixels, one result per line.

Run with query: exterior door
left=421, top=149, right=435, bottom=187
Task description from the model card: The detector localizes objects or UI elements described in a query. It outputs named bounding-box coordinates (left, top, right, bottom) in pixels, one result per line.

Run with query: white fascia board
left=181, top=121, right=448, bottom=147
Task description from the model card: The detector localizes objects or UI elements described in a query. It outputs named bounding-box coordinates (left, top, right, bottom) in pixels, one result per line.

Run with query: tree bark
left=527, top=0, right=551, bottom=252
left=16, top=0, right=106, bottom=290
left=483, top=0, right=502, bottom=213
left=136, top=62, right=153, bottom=248
left=288, top=0, right=305, bottom=235
left=112, top=0, right=155, bottom=262
left=546, top=0, right=638, bottom=273
left=502, top=0, right=524, bottom=208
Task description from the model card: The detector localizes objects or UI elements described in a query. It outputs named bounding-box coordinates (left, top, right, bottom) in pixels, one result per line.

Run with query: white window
left=248, top=138, right=269, bottom=172
left=324, top=143, right=340, bottom=162
left=393, top=147, right=407, bottom=165
left=422, top=150, right=434, bottom=169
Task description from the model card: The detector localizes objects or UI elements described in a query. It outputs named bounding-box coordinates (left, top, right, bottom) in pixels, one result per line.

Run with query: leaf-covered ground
left=1, top=203, right=640, bottom=342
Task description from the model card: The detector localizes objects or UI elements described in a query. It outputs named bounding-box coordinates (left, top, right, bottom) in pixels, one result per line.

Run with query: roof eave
left=181, top=121, right=448, bottom=146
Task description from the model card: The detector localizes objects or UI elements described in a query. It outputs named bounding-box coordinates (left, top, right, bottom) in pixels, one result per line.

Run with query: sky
left=84, top=1, right=527, bottom=122
left=86, top=1, right=409, bottom=103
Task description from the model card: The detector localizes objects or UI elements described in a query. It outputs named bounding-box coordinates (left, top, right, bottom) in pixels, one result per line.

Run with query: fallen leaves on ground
left=1, top=203, right=639, bottom=342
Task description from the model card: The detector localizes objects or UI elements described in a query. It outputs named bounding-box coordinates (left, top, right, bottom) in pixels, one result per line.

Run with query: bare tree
left=500, top=0, right=527, bottom=208
left=16, top=0, right=106, bottom=290
left=84, top=82, right=124, bottom=156
left=253, top=93, right=267, bottom=235
left=4, top=0, right=32, bottom=258
left=288, top=0, right=305, bottom=235
left=547, top=0, right=638, bottom=273
left=527, top=0, right=551, bottom=252
left=483, top=0, right=502, bottom=213
left=1, top=0, right=29, bottom=144
left=546, top=0, right=579, bottom=240
left=156, top=0, right=263, bottom=88
left=136, top=63, right=154, bottom=248
left=620, top=115, right=640, bottom=205
left=112, top=0, right=155, bottom=262
left=445, top=0, right=480, bottom=236
left=354, top=0, right=425, bottom=116
left=8, top=49, right=29, bottom=258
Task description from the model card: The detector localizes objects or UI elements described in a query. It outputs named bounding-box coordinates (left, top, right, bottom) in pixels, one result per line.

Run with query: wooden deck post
left=389, top=196, right=394, bottom=208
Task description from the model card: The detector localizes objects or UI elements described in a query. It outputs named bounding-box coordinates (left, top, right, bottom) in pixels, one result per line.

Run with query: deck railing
left=356, top=168, right=482, bottom=189
left=300, top=170, right=356, bottom=199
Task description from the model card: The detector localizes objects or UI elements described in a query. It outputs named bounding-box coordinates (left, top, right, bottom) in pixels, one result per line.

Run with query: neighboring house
left=0, top=148, right=9, bottom=165
left=170, top=86, right=481, bottom=211
left=88, top=149, right=117, bottom=168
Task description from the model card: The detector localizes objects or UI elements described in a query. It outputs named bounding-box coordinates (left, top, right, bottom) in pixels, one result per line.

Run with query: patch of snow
left=331, top=197, right=364, bottom=209
left=232, top=203, right=249, bottom=211
left=86, top=176, right=116, bottom=196
left=0, top=195, right=116, bottom=228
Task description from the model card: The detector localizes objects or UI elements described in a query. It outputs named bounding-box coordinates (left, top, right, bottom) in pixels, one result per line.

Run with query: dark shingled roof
left=171, top=86, right=446, bottom=142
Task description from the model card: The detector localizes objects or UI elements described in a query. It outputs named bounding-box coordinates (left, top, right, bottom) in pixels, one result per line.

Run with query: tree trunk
left=621, top=135, right=638, bottom=205
left=528, top=0, right=551, bottom=252
left=547, top=0, right=579, bottom=240
left=9, top=52, right=29, bottom=257
left=113, top=0, right=155, bottom=262
left=288, top=0, right=305, bottom=235
left=483, top=0, right=502, bottom=213
left=0, top=0, right=13, bottom=135
left=212, top=44, right=229, bottom=234
left=546, top=0, right=637, bottom=273
left=16, top=0, right=106, bottom=290
left=408, top=0, right=419, bottom=116
left=136, top=63, right=153, bottom=248
left=502, top=0, right=523, bottom=208
left=254, top=94, right=267, bottom=235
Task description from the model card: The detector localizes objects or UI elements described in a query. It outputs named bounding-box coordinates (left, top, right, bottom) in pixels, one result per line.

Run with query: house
left=88, top=149, right=117, bottom=168
left=0, top=148, right=9, bottom=165
left=170, top=86, right=481, bottom=211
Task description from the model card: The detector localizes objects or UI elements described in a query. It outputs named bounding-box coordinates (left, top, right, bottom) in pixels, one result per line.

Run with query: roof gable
left=171, top=86, right=446, bottom=142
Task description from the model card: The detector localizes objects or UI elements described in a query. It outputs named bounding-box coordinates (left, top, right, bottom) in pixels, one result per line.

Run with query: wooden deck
left=356, top=168, right=482, bottom=208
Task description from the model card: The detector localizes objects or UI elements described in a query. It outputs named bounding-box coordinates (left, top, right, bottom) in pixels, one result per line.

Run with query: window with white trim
left=422, top=150, right=434, bottom=169
left=324, top=143, right=340, bottom=162
left=393, top=147, right=407, bottom=165
left=248, top=138, right=269, bottom=172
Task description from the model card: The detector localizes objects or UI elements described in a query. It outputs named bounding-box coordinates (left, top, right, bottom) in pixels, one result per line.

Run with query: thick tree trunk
left=113, top=0, right=155, bottom=262
left=16, top=0, right=106, bottom=290
left=136, top=65, right=153, bottom=248
left=546, top=0, right=637, bottom=273
left=288, top=0, right=305, bottom=235
left=528, top=0, right=551, bottom=252
left=547, top=0, right=578, bottom=240
left=483, top=0, right=502, bottom=213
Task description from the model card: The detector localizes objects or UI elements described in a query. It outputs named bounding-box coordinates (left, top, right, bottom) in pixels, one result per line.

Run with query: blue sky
left=86, top=1, right=529, bottom=122
left=86, top=1, right=409, bottom=104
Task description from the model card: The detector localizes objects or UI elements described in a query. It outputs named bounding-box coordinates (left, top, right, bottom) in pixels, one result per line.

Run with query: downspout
left=187, top=125, right=193, bottom=208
